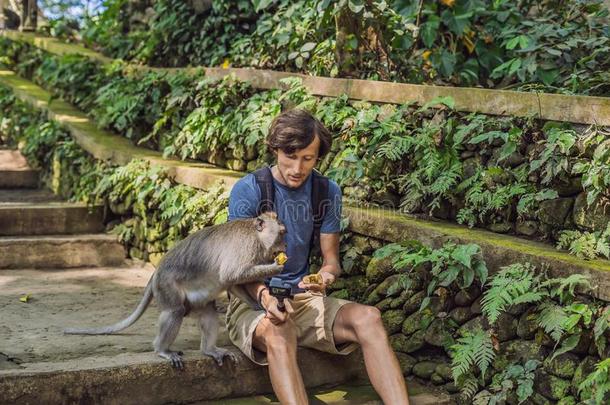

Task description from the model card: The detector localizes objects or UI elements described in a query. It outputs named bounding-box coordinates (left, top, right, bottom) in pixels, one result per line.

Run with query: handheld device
left=267, top=277, right=293, bottom=312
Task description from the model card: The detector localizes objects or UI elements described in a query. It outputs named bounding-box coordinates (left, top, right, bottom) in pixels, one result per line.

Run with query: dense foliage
left=77, top=0, right=610, bottom=96
left=1, top=35, right=609, bottom=261
left=363, top=240, right=610, bottom=403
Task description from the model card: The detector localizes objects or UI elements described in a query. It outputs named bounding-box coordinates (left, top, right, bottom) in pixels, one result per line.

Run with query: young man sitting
left=226, top=109, right=409, bottom=404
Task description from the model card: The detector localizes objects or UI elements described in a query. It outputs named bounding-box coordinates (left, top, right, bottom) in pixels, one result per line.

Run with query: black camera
left=267, top=277, right=293, bottom=312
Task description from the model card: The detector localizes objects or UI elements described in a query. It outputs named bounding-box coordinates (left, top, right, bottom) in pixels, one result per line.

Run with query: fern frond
left=481, top=263, right=544, bottom=324
left=578, top=358, right=610, bottom=404
left=537, top=302, right=568, bottom=342
left=451, top=328, right=495, bottom=382
left=460, top=375, right=480, bottom=400
left=377, top=135, right=413, bottom=161
left=475, top=331, right=495, bottom=379
left=543, top=274, right=591, bottom=303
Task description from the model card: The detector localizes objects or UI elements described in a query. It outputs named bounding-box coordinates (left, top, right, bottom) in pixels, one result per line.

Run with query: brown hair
left=266, top=109, right=332, bottom=159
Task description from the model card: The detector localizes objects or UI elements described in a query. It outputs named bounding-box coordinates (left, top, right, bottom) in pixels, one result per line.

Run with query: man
left=226, top=109, right=409, bottom=404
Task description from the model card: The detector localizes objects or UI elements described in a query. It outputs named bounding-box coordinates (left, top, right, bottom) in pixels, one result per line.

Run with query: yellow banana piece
left=275, top=252, right=288, bottom=265
left=303, top=273, right=323, bottom=285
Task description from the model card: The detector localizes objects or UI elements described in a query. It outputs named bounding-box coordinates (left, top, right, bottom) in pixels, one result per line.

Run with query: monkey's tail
left=64, top=277, right=154, bottom=335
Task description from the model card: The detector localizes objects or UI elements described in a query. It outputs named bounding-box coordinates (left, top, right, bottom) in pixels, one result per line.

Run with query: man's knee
left=254, top=317, right=298, bottom=352
left=351, top=305, right=384, bottom=339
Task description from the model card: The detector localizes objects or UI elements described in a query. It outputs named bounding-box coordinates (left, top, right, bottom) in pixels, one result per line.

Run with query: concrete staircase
left=0, top=148, right=125, bottom=268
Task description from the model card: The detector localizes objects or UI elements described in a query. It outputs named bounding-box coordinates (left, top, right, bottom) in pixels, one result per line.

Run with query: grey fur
left=64, top=212, right=286, bottom=368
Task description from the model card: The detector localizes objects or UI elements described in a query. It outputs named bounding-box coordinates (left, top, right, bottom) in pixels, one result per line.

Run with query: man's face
left=275, top=135, right=320, bottom=189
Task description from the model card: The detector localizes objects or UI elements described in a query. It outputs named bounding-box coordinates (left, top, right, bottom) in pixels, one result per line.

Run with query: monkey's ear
left=255, top=217, right=265, bottom=232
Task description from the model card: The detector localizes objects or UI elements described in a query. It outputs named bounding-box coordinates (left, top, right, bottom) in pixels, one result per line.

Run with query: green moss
left=548, top=375, right=571, bottom=400
left=329, top=289, right=349, bottom=300
left=544, top=353, right=579, bottom=379
left=557, top=396, right=576, bottom=405
left=381, top=309, right=405, bottom=334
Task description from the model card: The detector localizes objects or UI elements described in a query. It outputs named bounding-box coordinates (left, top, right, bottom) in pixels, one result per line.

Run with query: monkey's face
left=255, top=212, right=287, bottom=257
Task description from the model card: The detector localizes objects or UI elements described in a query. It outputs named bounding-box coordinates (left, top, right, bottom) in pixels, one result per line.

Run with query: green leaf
left=519, top=35, right=530, bottom=49
left=420, top=296, right=431, bottom=311
left=421, top=96, right=455, bottom=110
left=506, top=36, right=520, bottom=50
left=468, top=130, right=505, bottom=144
left=508, top=58, right=522, bottom=76
left=300, top=42, right=316, bottom=52
left=440, top=265, right=461, bottom=287
left=550, top=334, right=580, bottom=361
left=473, top=260, right=488, bottom=286
left=498, top=141, right=517, bottom=162
left=420, top=16, right=440, bottom=48
left=348, top=0, right=365, bottom=13
left=461, top=267, right=475, bottom=288
left=452, top=244, right=480, bottom=269
left=438, top=49, right=456, bottom=77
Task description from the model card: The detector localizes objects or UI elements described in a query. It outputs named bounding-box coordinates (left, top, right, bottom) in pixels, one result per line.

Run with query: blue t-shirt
left=228, top=167, right=342, bottom=289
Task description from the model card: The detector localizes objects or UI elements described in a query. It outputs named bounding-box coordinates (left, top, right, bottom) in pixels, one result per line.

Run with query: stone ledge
left=0, top=349, right=367, bottom=405
left=345, top=205, right=610, bottom=301
left=0, top=234, right=126, bottom=269
left=3, top=30, right=610, bottom=126
left=1, top=68, right=609, bottom=301
left=0, top=203, right=105, bottom=235
left=0, top=168, right=38, bottom=188
left=0, top=70, right=242, bottom=190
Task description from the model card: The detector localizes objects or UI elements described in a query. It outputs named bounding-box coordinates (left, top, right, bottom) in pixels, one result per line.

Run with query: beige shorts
left=225, top=291, right=360, bottom=365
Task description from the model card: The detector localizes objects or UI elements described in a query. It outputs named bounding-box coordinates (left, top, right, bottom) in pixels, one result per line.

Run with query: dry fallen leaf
left=19, top=294, right=30, bottom=303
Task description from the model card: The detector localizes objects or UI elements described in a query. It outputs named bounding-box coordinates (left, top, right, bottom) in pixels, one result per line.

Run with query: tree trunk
left=19, top=0, right=36, bottom=32
left=334, top=5, right=360, bottom=78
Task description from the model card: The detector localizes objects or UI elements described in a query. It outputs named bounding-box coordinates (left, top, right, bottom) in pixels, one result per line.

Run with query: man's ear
left=255, top=217, right=265, bottom=232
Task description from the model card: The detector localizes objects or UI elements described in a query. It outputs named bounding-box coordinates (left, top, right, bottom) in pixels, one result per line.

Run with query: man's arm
left=299, top=232, right=341, bottom=291
left=319, top=232, right=341, bottom=283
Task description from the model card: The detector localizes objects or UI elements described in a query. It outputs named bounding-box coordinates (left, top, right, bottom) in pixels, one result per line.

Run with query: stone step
left=0, top=149, right=39, bottom=188
left=0, top=234, right=125, bottom=269
left=0, top=349, right=371, bottom=405
left=194, top=381, right=453, bottom=404
left=0, top=188, right=62, bottom=203
left=0, top=200, right=105, bottom=236
left=0, top=168, right=39, bottom=188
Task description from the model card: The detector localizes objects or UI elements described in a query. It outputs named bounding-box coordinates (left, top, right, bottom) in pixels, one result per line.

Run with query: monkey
left=64, top=212, right=287, bottom=369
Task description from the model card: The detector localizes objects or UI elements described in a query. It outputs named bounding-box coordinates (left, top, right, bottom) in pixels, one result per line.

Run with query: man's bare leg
left=333, top=303, right=410, bottom=404
left=253, top=317, right=308, bottom=405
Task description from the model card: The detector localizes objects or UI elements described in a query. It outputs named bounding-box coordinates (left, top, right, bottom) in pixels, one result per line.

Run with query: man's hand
left=297, top=269, right=336, bottom=294
left=260, top=288, right=293, bottom=325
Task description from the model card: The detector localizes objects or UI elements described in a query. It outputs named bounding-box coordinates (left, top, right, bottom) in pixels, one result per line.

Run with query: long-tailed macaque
left=65, top=212, right=287, bottom=369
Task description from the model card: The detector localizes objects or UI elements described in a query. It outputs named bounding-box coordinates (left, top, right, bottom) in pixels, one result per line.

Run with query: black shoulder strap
left=310, top=170, right=330, bottom=251
left=253, top=166, right=275, bottom=214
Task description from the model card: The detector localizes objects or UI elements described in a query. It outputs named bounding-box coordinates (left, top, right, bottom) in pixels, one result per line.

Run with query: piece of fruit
left=275, top=252, right=288, bottom=265
left=303, top=273, right=323, bottom=285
